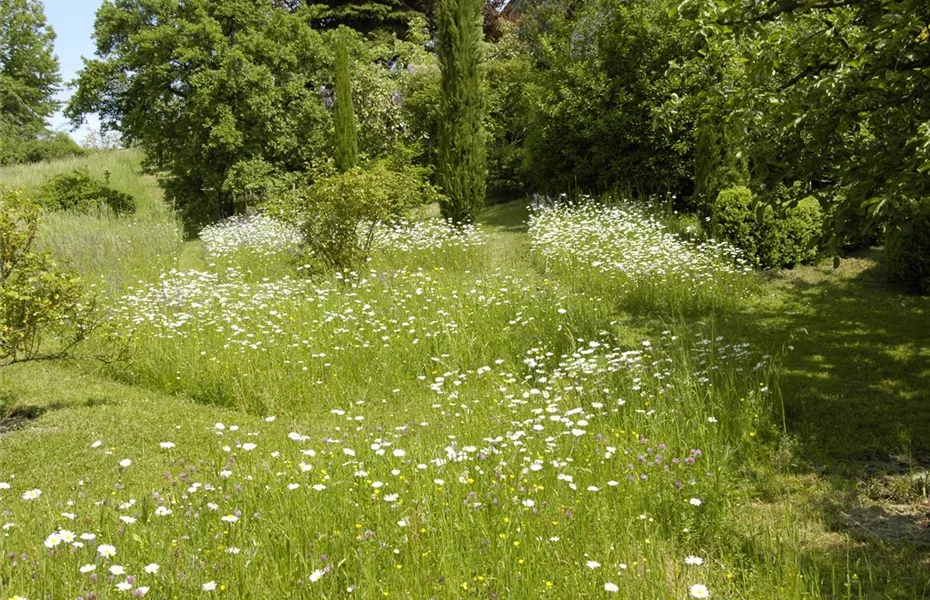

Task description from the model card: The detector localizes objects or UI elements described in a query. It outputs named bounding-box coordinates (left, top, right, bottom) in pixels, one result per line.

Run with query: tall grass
left=0, top=205, right=865, bottom=599
left=3, top=149, right=183, bottom=293
left=2, top=149, right=164, bottom=217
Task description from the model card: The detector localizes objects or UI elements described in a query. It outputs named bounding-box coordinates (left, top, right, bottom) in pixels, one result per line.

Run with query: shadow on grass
left=720, top=249, right=930, bottom=597
left=0, top=389, right=117, bottom=434
left=479, top=199, right=531, bottom=233
left=726, top=249, right=930, bottom=466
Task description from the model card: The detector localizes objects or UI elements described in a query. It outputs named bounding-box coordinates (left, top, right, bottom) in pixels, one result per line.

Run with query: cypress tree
left=694, top=118, right=748, bottom=210
left=436, top=0, right=486, bottom=224
left=333, top=27, right=358, bottom=173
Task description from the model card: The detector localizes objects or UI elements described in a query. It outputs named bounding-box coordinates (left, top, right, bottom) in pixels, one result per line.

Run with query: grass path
left=718, top=251, right=930, bottom=596
left=740, top=251, right=930, bottom=464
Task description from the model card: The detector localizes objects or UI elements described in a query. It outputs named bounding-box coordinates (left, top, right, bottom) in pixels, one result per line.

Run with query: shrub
left=0, top=128, right=85, bottom=165
left=712, top=186, right=823, bottom=268
left=712, top=186, right=758, bottom=259
left=264, top=162, right=441, bottom=271
left=487, top=144, right=527, bottom=202
left=886, top=198, right=930, bottom=294
left=0, top=187, right=96, bottom=364
left=40, top=168, right=136, bottom=215
left=758, top=196, right=823, bottom=268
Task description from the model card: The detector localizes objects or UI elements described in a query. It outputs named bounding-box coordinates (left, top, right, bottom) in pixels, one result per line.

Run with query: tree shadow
left=0, top=390, right=116, bottom=434
left=479, top=199, right=531, bottom=233
left=723, top=249, right=930, bottom=467
left=716, top=249, right=930, bottom=597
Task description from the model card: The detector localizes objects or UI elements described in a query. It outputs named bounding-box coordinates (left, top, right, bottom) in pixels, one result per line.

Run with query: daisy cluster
left=372, top=220, right=486, bottom=253
left=528, top=202, right=752, bottom=309
left=104, top=264, right=583, bottom=411
left=200, top=214, right=303, bottom=259
left=110, top=267, right=541, bottom=349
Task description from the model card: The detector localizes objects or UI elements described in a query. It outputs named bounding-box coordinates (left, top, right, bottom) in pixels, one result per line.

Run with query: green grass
left=3, top=149, right=183, bottom=294
left=1, top=197, right=927, bottom=599
left=2, top=149, right=166, bottom=217
left=736, top=250, right=930, bottom=464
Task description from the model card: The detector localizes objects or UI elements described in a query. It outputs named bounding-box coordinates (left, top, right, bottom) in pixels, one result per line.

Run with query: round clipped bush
left=712, top=187, right=823, bottom=268
left=711, top=186, right=757, bottom=260
left=886, top=198, right=930, bottom=294
left=758, top=196, right=823, bottom=268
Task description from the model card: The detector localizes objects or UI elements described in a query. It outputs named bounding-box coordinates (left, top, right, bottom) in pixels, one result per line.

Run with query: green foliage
left=674, top=0, right=930, bottom=236
left=67, top=0, right=333, bottom=230
left=484, top=21, right=533, bottom=201
left=68, top=3, right=440, bottom=231
left=398, top=60, right=440, bottom=171
left=333, top=27, right=359, bottom=173
left=0, top=0, right=84, bottom=166
left=0, top=126, right=84, bottom=165
left=264, top=162, right=435, bottom=270
left=693, top=121, right=749, bottom=210
left=0, top=187, right=94, bottom=363
left=397, top=21, right=519, bottom=201
left=39, top=168, right=136, bottom=215
left=523, top=0, right=693, bottom=197
left=712, top=186, right=758, bottom=259
left=0, top=0, right=60, bottom=133
left=306, top=0, right=436, bottom=36
left=758, top=196, right=823, bottom=269
left=713, top=186, right=822, bottom=268
left=436, top=0, right=487, bottom=223
left=886, top=198, right=930, bottom=295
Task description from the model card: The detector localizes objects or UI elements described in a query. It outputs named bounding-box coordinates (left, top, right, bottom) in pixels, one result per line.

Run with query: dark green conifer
left=436, top=0, right=486, bottom=224
left=333, top=27, right=358, bottom=173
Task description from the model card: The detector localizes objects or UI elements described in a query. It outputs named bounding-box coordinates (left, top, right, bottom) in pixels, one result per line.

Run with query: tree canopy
left=671, top=0, right=930, bottom=234
left=1, top=0, right=82, bottom=164
left=68, top=0, right=334, bottom=227
left=1, top=0, right=59, bottom=133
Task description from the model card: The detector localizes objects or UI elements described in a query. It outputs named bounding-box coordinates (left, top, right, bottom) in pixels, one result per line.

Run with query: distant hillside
left=2, top=149, right=166, bottom=216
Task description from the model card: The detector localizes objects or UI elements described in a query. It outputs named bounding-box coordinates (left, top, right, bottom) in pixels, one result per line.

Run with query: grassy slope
left=1, top=149, right=165, bottom=216
left=1, top=195, right=928, bottom=597
left=2, top=149, right=183, bottom=293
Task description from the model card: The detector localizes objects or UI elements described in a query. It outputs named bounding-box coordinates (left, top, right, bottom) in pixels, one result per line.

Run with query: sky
left=44, top=0, right=105, bottom=141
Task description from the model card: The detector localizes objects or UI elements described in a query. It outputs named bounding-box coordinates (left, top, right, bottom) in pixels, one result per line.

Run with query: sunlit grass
left=2, top=196, right=922, bottom=599
left=5, top=149, right=184, bottom=295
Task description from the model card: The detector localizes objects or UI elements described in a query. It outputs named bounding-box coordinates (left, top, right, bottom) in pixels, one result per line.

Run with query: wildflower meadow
left=3, top=200, right=874, bottom=600
left=3, top=0, right=929, bottom=596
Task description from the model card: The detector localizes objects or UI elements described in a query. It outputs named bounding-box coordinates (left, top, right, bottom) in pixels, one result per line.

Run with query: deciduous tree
left=0, top=0, right=59, bottom=133
left=67, top=0, right=332, bottom=230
